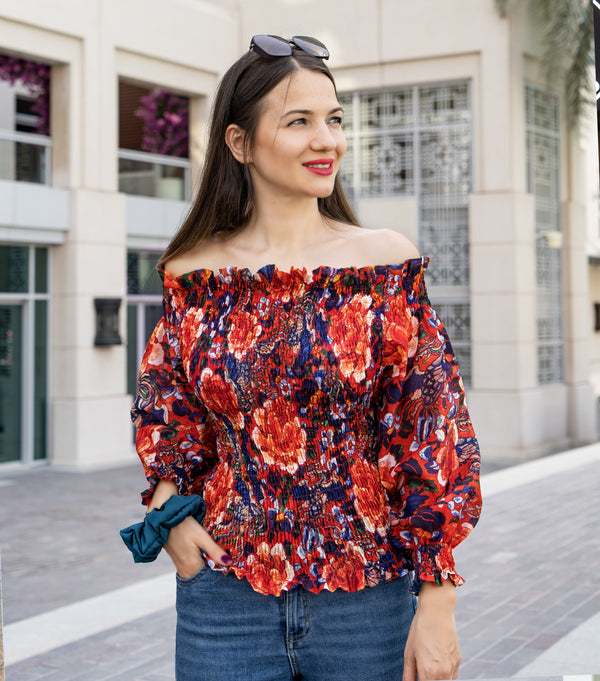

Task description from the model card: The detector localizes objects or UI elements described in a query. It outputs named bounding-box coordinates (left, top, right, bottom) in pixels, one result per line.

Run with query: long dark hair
left=158, top=47, right=359, bottom=269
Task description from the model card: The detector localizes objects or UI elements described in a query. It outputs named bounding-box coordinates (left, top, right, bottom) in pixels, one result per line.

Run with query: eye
left=329, top=115, right=343, bottom=126
left=288, top=118, right=307, bottom=126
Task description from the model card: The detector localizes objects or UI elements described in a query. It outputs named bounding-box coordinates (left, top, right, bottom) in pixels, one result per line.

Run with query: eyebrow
left=281, top=106, right=344, bottom=119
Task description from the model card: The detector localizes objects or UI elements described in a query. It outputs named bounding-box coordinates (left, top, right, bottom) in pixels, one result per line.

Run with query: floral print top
left=131, top=257, right=481, bottom=596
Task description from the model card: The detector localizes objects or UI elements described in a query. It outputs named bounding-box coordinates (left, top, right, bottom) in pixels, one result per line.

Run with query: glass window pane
left=0, top=304, right=22, bottom=462
left=35, top=247, right=48, bottom=293
left=34, top=300, right=48, bottom=460
left=118, top=157, right=186, bottom=199
left=0, top=139, right=48, bottom=184
left=127, top=251, right=162, bottom=295
left=127, top=304, right=138, bottom=397
left=145, top=304, right=163, bottom=341
left=0, top=245, right=29, bottom=293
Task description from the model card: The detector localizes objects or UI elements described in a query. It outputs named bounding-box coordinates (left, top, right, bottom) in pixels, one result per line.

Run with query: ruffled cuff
left=120, top=494, right=206, bottom=563
left=140, top=471, right=191, bottom=506
left=411, top=543, right=464, bottom=594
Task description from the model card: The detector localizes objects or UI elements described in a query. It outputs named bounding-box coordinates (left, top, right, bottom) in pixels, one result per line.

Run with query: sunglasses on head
left=249, top=34, right=329, bottom=60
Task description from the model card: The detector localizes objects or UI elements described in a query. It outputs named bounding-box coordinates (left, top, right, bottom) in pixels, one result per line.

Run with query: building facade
left=0, top=0, right=597, bottom=470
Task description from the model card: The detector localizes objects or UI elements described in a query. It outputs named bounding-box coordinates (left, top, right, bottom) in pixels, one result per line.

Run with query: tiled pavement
left=454, top=450, right=600, bottom=677
left=0, top=446, right=599, bottom=681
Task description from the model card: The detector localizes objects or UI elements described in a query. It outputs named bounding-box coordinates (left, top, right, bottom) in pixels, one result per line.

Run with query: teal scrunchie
left=120, top=494, right=206, bottom=563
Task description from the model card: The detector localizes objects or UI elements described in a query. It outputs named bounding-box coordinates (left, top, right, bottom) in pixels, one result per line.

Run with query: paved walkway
left=1, top=444, right=599, bottom=680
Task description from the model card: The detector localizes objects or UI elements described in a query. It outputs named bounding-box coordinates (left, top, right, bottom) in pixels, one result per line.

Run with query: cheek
left=336, top=131, right=348, bottom=157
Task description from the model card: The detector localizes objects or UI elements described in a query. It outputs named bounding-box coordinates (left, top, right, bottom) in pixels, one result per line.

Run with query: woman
left=125, top=35, right=481, bottom=681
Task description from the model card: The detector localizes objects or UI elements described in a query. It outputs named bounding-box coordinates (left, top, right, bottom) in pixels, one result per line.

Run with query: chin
left=311, top=183, right=337, bottom=199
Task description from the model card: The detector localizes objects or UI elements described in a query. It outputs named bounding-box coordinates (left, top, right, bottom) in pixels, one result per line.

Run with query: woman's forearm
left=146, top=479, right=179, bottom=512
left=418, top=579, right=457, bottom=612
left=404, top=579, right=461, bottom=681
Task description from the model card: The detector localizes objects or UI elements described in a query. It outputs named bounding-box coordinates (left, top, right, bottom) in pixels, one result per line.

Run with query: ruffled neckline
left=162, top=257, right=429, bottom=291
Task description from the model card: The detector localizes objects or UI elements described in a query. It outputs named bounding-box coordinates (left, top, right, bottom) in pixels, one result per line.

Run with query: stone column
left=468, top=191, right=553, bottom=460
left=562, top=196, right=597, bottom=445
left=50, top=16, right=133, bottom=468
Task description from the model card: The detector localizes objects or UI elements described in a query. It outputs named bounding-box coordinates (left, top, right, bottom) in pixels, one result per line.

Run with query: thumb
left=403, top=644, right=418, bottom=681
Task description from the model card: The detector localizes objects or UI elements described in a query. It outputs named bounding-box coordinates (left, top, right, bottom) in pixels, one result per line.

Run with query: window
left=525, top=84, right=563, bottom=385
left=118, top=81, right=191, bottom=200
left=0, top=245, right=49, bottom=464
left=0, top=55, right=51, bottom=185
left=339, top=82, right=473, bottom=382
left=126, top=251, right=163, bottom=400
left=15, top=94, right=38, bottom=133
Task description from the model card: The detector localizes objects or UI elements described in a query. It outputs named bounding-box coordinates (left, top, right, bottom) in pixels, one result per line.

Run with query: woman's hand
left=148, top=480, right=231, bottom=578
left=165, top=515, right=231, bottom=578
left=403, top=580, right=461, bottom=681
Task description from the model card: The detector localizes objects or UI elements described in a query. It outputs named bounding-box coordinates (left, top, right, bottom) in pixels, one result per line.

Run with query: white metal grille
left=419, top=85, right=471, bottom=125
left=525, top=85, right=563, bottom=384
left=339, top=82, right=472, bottom=383
left=358, top=134, right=414, bottom=196
left=359, top=90, right=414, bottom=129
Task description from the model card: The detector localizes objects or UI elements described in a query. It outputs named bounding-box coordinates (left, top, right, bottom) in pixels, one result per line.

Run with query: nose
left=310, top=122, right=337, bottom=151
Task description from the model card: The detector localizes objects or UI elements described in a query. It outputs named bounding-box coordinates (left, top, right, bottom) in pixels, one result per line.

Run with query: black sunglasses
left=249, top=35, right=329, bottom=60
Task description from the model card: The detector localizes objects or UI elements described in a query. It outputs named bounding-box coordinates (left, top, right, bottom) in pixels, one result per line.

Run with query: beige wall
left=1, top=0, right=598, bottom=465
left=0, top=0, right=238, bottom=467
left=589, top=265, right=600, bottom=394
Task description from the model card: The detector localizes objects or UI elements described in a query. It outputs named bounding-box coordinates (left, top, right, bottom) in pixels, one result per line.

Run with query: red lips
left=303, top=158, right=335, bottom=175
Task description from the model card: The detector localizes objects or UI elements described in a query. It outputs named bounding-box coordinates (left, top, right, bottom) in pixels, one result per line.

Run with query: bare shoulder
left=353, top=227, right=420, bottom=266
left=164, top=241, right=225, bottom=277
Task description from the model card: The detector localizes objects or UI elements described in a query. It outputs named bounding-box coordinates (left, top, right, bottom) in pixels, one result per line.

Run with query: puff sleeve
left=131, top=311, right=218, bottom=506
left=377, top=262, right=482, bottom=591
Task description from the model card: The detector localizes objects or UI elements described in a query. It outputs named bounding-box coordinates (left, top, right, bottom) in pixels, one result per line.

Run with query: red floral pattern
left=227, top=310, right=262, bottom=359
left=131, top=259, right=481, bottom=595
left=251, top=397, right=307, bottom=474
left=327, top=294, right=374, bottom=383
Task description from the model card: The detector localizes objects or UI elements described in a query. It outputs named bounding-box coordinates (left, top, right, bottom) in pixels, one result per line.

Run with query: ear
left=225, top=124, right=250, bottom=164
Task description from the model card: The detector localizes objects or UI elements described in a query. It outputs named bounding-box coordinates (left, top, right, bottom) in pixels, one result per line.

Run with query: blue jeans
left=175, top=567, right=416, bottom=681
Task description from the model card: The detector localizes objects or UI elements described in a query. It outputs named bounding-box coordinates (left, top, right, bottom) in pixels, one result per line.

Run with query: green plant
left=0, top=55, right=50, bottom=134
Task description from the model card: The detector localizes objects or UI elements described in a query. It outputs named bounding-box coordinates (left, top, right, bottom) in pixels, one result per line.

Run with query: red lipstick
left=303, top=158, right=335, bottom=175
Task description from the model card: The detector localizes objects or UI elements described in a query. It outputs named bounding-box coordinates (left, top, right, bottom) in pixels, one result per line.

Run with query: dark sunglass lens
left=251, top=34, right=292, bottom=58
left=291, top=36, right=329, bottom=59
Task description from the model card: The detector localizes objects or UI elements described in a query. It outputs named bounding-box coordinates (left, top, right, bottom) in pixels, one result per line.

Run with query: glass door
left=0, top=245, right=49, bottom=465
left=0, top=304, right=23, bottom=463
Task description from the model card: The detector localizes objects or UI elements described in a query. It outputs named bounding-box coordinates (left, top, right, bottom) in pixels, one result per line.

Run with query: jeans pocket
left=176, top=562, right=210, bottom=586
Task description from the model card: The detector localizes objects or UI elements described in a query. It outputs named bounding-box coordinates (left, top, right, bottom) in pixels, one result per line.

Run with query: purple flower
left=134, top=88, right=189, bottom=157
left=0, top=55, right=50, bottom=135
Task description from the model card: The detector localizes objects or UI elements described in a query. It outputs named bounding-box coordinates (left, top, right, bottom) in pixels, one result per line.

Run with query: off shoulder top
left=131, top=258, right=481, bottom=596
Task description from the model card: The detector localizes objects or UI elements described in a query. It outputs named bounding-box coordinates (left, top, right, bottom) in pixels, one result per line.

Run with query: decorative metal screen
left=418, top=89, right=472, bottom=288
left=339, top=82, right=472, bottom=383
left=525, top=85, right=563, bottom=385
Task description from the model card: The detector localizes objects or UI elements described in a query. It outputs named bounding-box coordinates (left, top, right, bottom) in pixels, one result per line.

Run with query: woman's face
left=246, top=68, right=347, bottom=203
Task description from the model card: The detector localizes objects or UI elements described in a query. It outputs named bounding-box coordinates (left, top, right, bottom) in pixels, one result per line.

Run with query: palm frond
left=495, top=0, right=594, bottom=125
left=565, top=0, right=594, bottom=123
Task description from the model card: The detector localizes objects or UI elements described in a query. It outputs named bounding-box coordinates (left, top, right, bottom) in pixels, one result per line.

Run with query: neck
left=241, top=197, right=330, bottom=253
